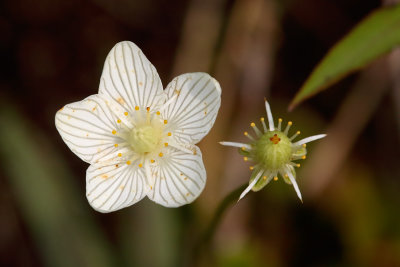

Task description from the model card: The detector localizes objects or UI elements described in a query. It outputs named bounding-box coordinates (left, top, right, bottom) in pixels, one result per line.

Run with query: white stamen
left=293, top=134, right=327, bottom=146
left=238, top=171, right=263, bottom=201
left=251, top=123, right=262, bottom=137
left=264, top=99, right=275, bottom=131
left=159, top=93, right=178, bottom=112
left=168, top=142, right=194, bottom=154
left=285, top=168, right=302, bottom=202
left=219, top=142, right=252, bottom=149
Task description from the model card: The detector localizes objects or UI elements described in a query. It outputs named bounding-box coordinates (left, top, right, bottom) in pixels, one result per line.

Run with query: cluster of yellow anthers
left=220, top=99, right=326, bottom=202
left=56, top=41, right=221, bottom=212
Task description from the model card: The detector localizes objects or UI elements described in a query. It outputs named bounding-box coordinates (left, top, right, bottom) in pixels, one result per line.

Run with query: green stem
left=193, top=183, right=248, bottom=260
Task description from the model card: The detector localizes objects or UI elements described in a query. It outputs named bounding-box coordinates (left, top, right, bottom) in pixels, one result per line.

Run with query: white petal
left=285, top=168, right=303, bottom=202
left=86, top=161, right=147, bottom=213
left=147, top=145, right=206, bottom=207
left=265, top=99, right=275, bottom=131
left=55, top=94, right=132, bottom=164
left=238, top=171, right=263, bottom=201
left=162, top=73, right=221, bottom=144
left=99, top=41, right=164, bottom=111
left=293, top=134, right=327, bottom=146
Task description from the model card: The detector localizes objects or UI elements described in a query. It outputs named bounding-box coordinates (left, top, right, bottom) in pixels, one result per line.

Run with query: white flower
left=55, top=41, right=221, bottom=212
left=220, top=99, right=325, bottom=202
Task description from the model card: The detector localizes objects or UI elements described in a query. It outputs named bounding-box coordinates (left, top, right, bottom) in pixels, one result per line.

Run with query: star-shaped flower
left=220, top=99, right=325, bottom=202
left=55, top=41, right=221, bottom=212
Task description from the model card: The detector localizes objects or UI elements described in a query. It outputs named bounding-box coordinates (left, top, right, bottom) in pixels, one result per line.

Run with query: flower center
left=254, top=130, right=292, bottom=170
left=128, top=124, right=162, bottom=154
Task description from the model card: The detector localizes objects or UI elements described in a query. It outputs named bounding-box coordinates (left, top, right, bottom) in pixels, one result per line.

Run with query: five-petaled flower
left=55, top=41, right=221, bottom=212
left=220, top=99, right=326, bottom=202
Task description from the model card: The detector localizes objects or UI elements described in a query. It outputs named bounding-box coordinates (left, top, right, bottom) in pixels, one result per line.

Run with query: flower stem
left=193, top=183, right=248, bottom=261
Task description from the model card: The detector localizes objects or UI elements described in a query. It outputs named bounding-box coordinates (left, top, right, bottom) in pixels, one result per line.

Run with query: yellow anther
left=164, top=120, right=168, bottom=124
left=114, top=144, right=118, bottom=148
left=243, top=157, right=248, bottom=162
left=156, top=111, right=160, bottom=115
left=118, top=153, right=122, bottom=157
left=112, top=130, right=117, bottom=135
left=164, top=143, right=168, bottom=147
left=159, top=152, right=163, bottom=157
left=241, top=147, right=246, bottom=151
left=127, top=160, right=131, bottom=165
left=124, top=112, right=128, bottom=116
left=146, top=107, right=150, bottom=112
left=296, top=163, right=301, bottom=167
left=302, top=144, right=307, bottom=148
left=249, top=166, right=254, bottom=170
left=288, top=121, right=293, bottom=126
left=150, top=159, right=155, bottom=163
left=296, top=131, right=301, bottom=135
left=167, top=132, right=172, bottom=136
left=260, top=117, right=264, bottom=121
left=135, top=106, right=139, bottom=111
left=250, top=122, right=256, bottom=127
left=263, top=176, right=267, bottom=180
left=274, top=176, right=278, bottom=181
left=138, top=163, right=143, bottom=168
left=284, top=174, right=289, bottom=178
left=302, top=155, right=306, bottom=160
left=244, top=131, right=248, bottom=136
left=117, top=119, right=121, bottom=123
left=278, top=118, right=282, bottom=122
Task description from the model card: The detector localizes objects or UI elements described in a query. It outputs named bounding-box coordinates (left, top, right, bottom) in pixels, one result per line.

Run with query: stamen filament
left=219, top=142, right=252, bottom=149
left=250, top=122, right=262, bottom=137
left=239, top=171, right=263, bottom=201
left=264, top=98, right=275, bottom=131
left=244, top=131, right=256, bottom=142
left=278, top=118, right=282, bottom=131
left=290, top=131, right=301, bottom=141
left=260, top=117, right=267, bottom=133
left=284, top=121, right=292, bottom=135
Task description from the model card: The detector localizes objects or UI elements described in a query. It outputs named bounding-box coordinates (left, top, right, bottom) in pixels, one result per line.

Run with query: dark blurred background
left=1, top=0, right=400, bottom=266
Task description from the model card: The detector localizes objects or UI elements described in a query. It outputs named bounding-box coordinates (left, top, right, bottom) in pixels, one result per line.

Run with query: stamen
left=159, top=152, right=163, bottom=157
left=127, top=160, right=131, bottom=165
left=302, top=155, right=306, bottom=160
left=150, top=159, right=155, bottom=163
left=112, top=130, right=117, bottom=135
left=263, top=176, right=267, bottom=180
left=285, top=169, right=303, bottom=202
left=124, top=112, right=128, bottom=116
left=284, top=121, right=292, bottom=135
left=117, top=119, right=121, bottom=123
left=135, top=106, right=139, bottom=111
left=238, top=171, right=263, bottom=201
left=250, top=122, right=262, bottom=137
left=290, top=131, right=301, bottom=141
left=118, top=153, right=122, bottom=157
left=138, top=163, right=143, bottom=168
left=164, top=143, right=168, bottom=147
left=264, top=98, right=275, bottom=131
left=146, top=107, right=150, bottom=112
left=164, top=120, right=168, bottom=124
left=260, top=117, right=267, bottom=133
left=219, top=142, right=252, bottom=150
left=278, top=118, right=283, bottom=131
left=244, top=131, right=255, bottom=142
left=302, top=144, right=306, bottom=148
left=249, top=166, right=254, bottom=170
left=167, top=132, right=172, bottom=136
left=156, top=111, right=161, bottom=115
left=274, top=176, right=278, bottom=181
left=243, top=157, right=248, bottom=162
left=159, top=93, right=178, bottom=112
left=114, top=144, right=118, bottom=147
left=293, top=134, right=327, bottom=146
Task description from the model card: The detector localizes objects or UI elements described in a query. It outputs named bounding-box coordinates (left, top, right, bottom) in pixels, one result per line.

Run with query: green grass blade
left=290, top=4, right=400, bottom=109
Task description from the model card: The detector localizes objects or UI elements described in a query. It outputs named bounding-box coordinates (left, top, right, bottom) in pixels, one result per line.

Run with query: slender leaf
left=290, top=4, right=400, bottom=109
